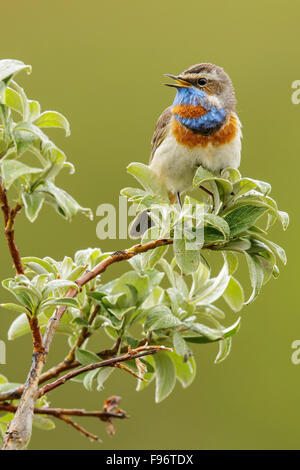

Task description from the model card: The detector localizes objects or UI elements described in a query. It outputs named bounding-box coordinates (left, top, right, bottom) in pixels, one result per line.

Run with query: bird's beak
left=164, top=74, right=192, bottom=88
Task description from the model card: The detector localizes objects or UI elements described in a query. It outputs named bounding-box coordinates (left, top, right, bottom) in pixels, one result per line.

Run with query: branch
left=2, top=350, right=46, bottom=449
left=38, top=345, right=171, bottom=398
left=0, top=180, right=45, bottom=450
left=58, top=415, right=101, bottom=442
left=0, top=179, right=43, bottom=352
left=0, top=403, right=127, bottom=420
left=0, top=400, right=128, bottom=443
left=113, top=362, right=147, bottom=382
left=0, top=180, right=23, bottom=275
left=0, top=338, right=148, bottom=402
left=2, top=239, right=174, bottom=449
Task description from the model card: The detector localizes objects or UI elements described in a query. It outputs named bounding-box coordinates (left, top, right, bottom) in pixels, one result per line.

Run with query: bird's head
left=165, top=63, right=236, bottom=114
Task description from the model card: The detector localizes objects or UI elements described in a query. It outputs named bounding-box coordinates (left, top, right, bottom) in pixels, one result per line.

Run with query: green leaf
left=224, top=205, right=267, bottom=236
left=224, top=194, right=280, bottom=225
left=193, top=166, right=215, bottom=185
left=22, top=257, right=57, bottom=274
left=170, top=352, right=196, bottom=388
left=39, top=297, right=79, bottom=311
left=13, top=121, right=48, bottom=143
left=87, top=291, right=106, bottom=303
left=267, top=240, right=287, bottom=265
left=223, top=277, right=244, bottom=312
left=215, top=337, right=232, bottom=363
left=193, top=166, right=233, bottom=199
left=34, top=111, right=70, bottom=136
left=153, top=352, right=176, bottom=403
left=7, top=313, right=30, bottom=340
left=221, top=167, right=241, bottom=183
left=33, top=415, right=55, bottom=431
left=7, top=312, right=49, bottom=340
left=0, top=303, right=28, bottom=314
left=3, top=87, right=23, bottom=114
left=67, top=265, right=87, bottom=281
left=75, top=348, right=100, bottom=366
left=75, top=247, right=103, bottom=268
left=245, top=253, right=265, bottom=304
left=218, top=316, right=241, bottom=338
left=8, top=311, right=73, bottom=340
left=205, top=214, right=230, bottom=240
left=193, top=260, right=229, bottom=306
left=247, top=231, right=287, bottom=266
left=37, top=181, right=93, bottom=221
left=21, top=192, right=44, bottom=222
left=144, top=305, right=181, bottom=331
left=0, top=375, right=8, bottom=384
left=203, top=226, right=225, bottom=244
left=204, top=304, right=225, bottom=319
left=2, top=278, right=40, bottom=311
left=83, top=369, right=99, bottom=391
left=72, top=317, right=89, bottom=327
left=28, top=99, right=41, bottom=121
left=174, top=225, right=200, bottom=275
left=13, top=129, right=38, bottom=154
left=225, top=251, right=239, bottom=275
left=31, top=146, right=66, bottom=183
left=127, top=162, right=168, bottom=198
left=159, top=258, right=177, bottom=287
left=0, top=59, right=31, bottom=84
left=172, top=332, right=188, bottom=356
left=97, top=367, right=115, bottom=391
left=190, top=258, right=210, bottom=296
left=1, top=159, right=41, bottom=189
left=102, top=270, right=154, bottom=308
left=183, top=322, right=221, bottom=341
left=232, top=177, right=271, bottom=199
left=278, top=211, right=289, bottom=230
left=23, top=262, right=49, bottom=275
left=142, top=244, right=169, bottom=270
left=0, top=413, right=14, bottom=428
left=136, top=355, right=155, bottom=392
left=10, top=79, right=30, bottom=120
left=42, top=279, right=79, bottom=296
left=60, top=256, right=74, bottom=279
left=0, top=382, right=22, bottom=393
left=184, top=317, right=241, bottom=344
left=120, top=187, right=145, bottom=200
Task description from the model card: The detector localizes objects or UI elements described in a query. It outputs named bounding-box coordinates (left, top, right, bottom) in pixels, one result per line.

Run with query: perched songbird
left=130, top=63, right=242, bottom=237
left=149, top=63, right=242, bottom=203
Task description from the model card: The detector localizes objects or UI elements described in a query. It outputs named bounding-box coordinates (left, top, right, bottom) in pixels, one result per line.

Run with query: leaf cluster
left=0, top=59, right=91, bottom=222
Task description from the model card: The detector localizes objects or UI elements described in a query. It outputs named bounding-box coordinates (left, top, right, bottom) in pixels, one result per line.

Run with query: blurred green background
left=0, top=0, right=299, bottom=450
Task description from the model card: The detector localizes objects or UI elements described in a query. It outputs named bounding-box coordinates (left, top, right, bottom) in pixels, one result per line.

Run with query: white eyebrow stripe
left=182, top=70, right=220, bottom=81
left=180, top=73, right=199, bottom=80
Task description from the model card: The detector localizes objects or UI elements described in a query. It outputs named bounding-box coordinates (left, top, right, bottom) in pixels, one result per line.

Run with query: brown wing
left=149, top=106, right=172, bottom=162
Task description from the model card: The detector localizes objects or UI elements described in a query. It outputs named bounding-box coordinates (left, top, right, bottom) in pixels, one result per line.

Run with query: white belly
left=150, top=125, right=242, bottom=194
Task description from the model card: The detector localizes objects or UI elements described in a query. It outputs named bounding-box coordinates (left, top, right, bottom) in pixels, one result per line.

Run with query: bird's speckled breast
left=172, top=111, right=239, bottom=148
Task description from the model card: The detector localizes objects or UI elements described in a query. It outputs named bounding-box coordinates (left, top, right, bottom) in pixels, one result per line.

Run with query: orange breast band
left=172, top=104, right=208, bottom=119
left=172, top=114, right=238, bottom=148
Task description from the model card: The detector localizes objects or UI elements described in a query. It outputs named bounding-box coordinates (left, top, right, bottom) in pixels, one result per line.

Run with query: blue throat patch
left=172, top=87, right=226, bottom=134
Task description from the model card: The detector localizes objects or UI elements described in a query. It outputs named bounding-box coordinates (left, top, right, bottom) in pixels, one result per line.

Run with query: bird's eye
left=197, top=78, right=207, bottom=87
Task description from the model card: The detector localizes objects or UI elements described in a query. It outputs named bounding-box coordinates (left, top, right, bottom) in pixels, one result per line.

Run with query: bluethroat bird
left=131, top=63, right=242, bottom=236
